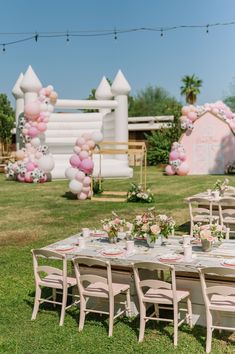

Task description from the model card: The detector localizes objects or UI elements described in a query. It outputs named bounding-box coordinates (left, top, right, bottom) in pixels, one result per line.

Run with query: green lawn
left=1, top=167, right=235, bottom=354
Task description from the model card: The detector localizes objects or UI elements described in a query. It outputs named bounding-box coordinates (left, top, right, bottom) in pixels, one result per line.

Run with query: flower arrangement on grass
left=193, top=223, right=226, bottom=243
left=127, top=209, right=175, bottom=243
left=101, top=212, right=126, bottom=242
left=127, top=183, right=154, bottom=203
left=212, top=178, right=229, bottom=196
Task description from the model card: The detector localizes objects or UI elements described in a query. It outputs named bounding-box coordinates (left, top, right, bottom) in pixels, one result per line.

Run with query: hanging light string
left=1, top=21, right=235, bottom=51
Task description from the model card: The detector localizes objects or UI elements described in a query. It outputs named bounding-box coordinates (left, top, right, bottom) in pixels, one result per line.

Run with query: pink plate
left=55, top=245, right=74, bottom=252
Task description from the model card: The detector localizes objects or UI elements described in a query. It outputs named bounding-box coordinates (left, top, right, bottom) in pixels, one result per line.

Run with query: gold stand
left=91, top=141, right=147, bottom=202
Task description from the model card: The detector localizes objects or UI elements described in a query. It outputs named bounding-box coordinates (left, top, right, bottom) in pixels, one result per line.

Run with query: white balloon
left=69, top=179, right=82, bottom=194
left=31, top=137, right=41, bottom=147
left=91, top=131, right=103, bottom=143
left=65, top=167, right=77, bottom=180
left=37, top=154, right=54, bottom=172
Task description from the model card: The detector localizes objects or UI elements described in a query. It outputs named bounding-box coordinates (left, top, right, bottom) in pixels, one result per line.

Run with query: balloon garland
left=5, top=85, right=58, bottom=183
left=165, top=142, right=189, bottom=176
left=66, top=131, right=103, bottom=200
left=180, top=101, right=235, bottom=131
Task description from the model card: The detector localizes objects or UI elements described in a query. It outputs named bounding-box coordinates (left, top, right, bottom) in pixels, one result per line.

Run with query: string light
left=66, top=31, right=70, bottom=42
left=0, top=20, right=234, bottom=50
left=114, top=28, right=117, bottom=40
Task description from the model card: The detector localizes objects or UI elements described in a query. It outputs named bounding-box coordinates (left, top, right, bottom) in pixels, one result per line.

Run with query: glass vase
left=201, top=239, right=212, bottom=252
left=147, top=235, right=163, bottom=248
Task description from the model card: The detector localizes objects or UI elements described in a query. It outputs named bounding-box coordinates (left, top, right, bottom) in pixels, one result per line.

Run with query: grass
left=1, top=167, right=235, bottom=353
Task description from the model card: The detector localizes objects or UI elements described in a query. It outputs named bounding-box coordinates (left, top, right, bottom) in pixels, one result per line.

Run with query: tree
left=0, top=94, right=15, bottom=155
left=224, top=78, right=235, bottom=111
left=128, top=86, right=182, bottom=165
left=180, top=74, right=203, bottom=104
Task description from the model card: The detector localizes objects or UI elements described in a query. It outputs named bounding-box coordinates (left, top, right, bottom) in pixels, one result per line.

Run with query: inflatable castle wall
left=13, top=66, right=133, bottom=179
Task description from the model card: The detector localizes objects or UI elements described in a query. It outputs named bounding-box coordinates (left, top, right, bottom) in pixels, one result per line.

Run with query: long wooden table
left=43, top=234, right=235, bottom=327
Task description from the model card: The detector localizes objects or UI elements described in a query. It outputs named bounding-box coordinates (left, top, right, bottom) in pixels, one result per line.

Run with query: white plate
left=102, top=247, right=124, bottom=256
left=159, top=254, right=182, bottom=261
left=91, top=230, right=107, bottom=237
left=55, top=244, right=74, bottom=252
left=221, top=259, right=235, bottom=267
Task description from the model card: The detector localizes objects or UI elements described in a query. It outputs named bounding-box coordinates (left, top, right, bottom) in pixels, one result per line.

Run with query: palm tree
left=180, top=74, right=203, bottom=104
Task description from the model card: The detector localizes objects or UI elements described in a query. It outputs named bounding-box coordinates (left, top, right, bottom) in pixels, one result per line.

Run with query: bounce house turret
left=12, top=73, right=24, bottom=150
left=111, top=70, right=131, bottom=147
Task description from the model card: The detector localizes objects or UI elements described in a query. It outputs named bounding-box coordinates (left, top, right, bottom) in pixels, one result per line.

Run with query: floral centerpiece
left=127, top=183, right=154, bottom=203
left=127, top=209, right=175, bottom=247
left=212, top=178, right=229, bottom=196
left=101, top=212, right=126, bottom=243
left=157, top=214, right=175, bottom=238
left=193, top=223, right=226, bottom=251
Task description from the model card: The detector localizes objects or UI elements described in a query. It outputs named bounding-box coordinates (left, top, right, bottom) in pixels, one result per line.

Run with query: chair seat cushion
left=39, top=274, right=77, bottom=289
left=210, top=294, right=235, bottom=312
left=143, top=288, right=190, bottom=305
left=83, top=282, right=130, bottom=298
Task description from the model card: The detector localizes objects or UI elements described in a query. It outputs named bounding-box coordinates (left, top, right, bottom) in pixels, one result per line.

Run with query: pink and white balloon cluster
left=180, top=101, right=235, bottom=131
left=165, top=142, right=189, bottom=176
left=65, top=131, right=103, bottom=200
left=5, top=85, right=57, bottom=183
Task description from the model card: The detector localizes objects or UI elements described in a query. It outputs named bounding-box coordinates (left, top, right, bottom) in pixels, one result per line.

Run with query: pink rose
left=150, top=224, right=161, bottom=235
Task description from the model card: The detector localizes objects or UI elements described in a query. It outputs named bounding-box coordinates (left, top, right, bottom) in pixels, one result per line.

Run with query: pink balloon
left=177, top=162, right=189, bottom=176
left=76, top=137, right=86, bottom=147
left=79, top=158, right=94, bottom=174
left=86, top=139, right=95, bottom=149
left=35, top=151, right=43, bottom=159
left=25, top=172, right=33, bottom=183
left=24, top=101, right=41, bottom=120
left=70, top=154, right=81, bottom=168
left=22, top=128, right=28, bottom=135
left=39, top=175, right=47, bottom=183
left=165, top=165, right=176, bottom=175
left=73, top=146, right=81, bottom=154
left=15, top=150, right=25, bottom=160
left=37, top=122, right=47, bottom=132
left=83, top=176, right=91, bottom=187
left=77, top=192, right=88, bottom=200
left=26, top=162, right=35, bottom=172
left=179, top=152, right=186, bottom=161
left=17, top=174, right=25, bottom=182
left=79, top=150, right=89, bottom=160
left=82, top=186, right=91, bottom=194
left=75, top=171, right=85, bottom=182
left=82, top=144, right=90, bottom=151
left=187, top=112, right=197, bottom=122
left=28, top=126, right=39, bottom=138
left=181, top=106, right=190, bottom=115
left=169, top=150, right=180, bottom=161
left=82, top=132, right=92, bottom=140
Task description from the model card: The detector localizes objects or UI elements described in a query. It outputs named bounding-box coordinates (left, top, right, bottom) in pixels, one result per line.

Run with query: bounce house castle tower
left=13, top=66, right=133, bottom=179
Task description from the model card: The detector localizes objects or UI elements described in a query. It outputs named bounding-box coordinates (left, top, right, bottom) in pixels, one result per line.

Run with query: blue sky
left=1, top=0, right=235, bottom=106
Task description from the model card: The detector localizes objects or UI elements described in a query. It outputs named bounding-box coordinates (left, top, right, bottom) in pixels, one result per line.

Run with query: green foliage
left=128, top=86, right=182, bottom=165
left=0, top=94, right=15, bottom=154
left=180, top=74, right=203, bottom=104
left=224, top=96, right=235, bottom=111
left=92, top=178, right=104, bottom=194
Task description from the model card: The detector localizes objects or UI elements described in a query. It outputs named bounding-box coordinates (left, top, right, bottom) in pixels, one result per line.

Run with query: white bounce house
left=13, top=66, right=133, bottom=179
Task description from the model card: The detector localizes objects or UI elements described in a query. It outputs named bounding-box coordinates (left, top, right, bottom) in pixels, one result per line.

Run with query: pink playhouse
left=165, top=102, right=235, bottom=175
